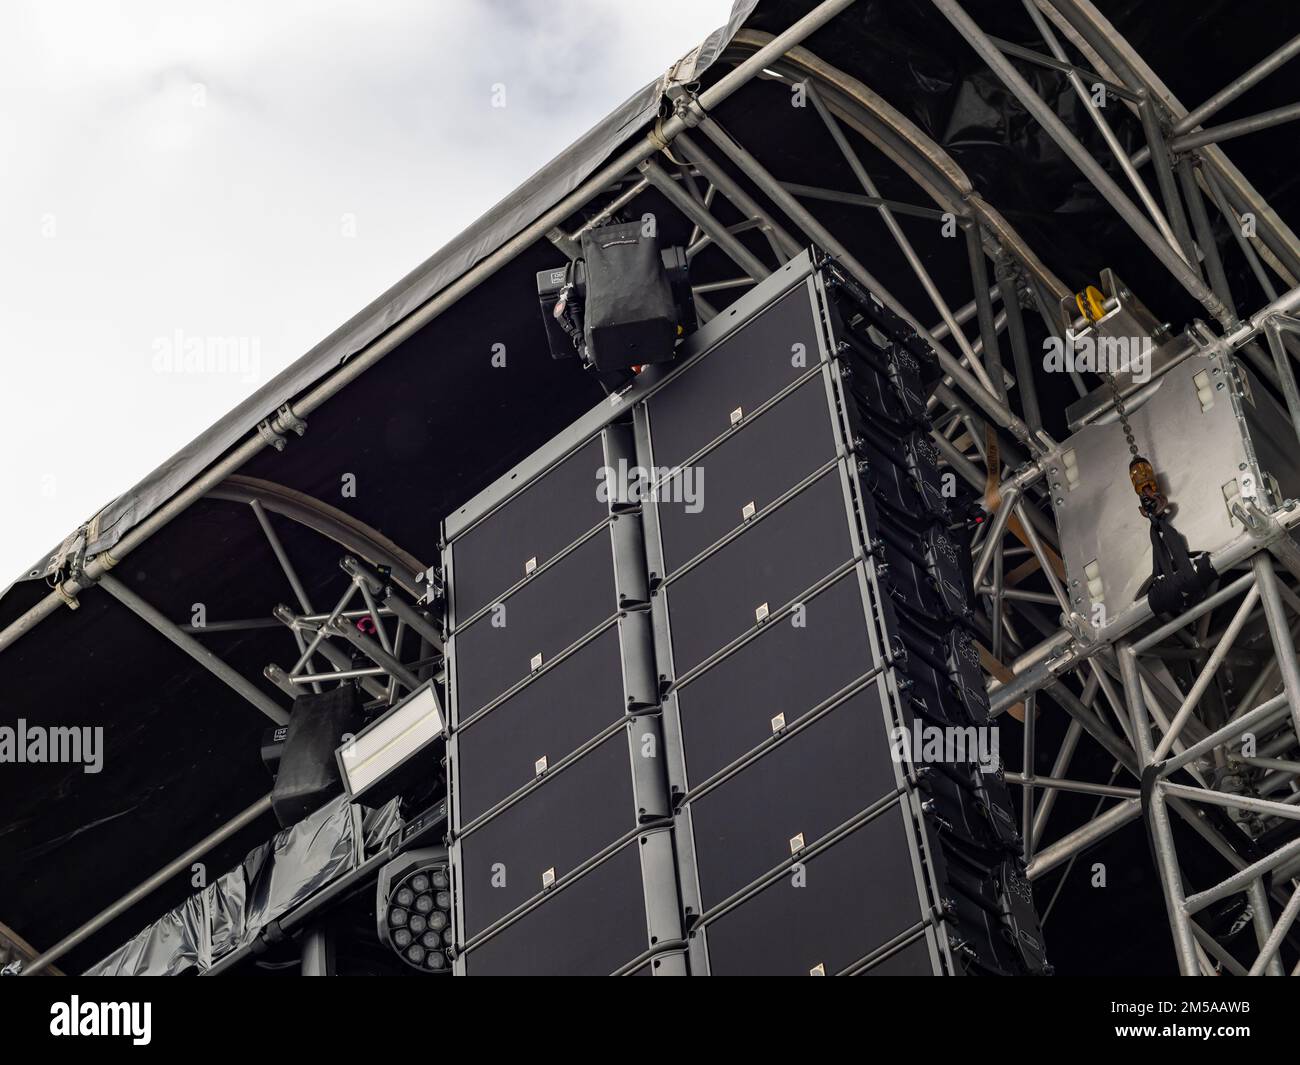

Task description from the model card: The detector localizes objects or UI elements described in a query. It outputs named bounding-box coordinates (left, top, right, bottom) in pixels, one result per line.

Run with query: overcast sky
left=0, top=0, right=733, bottom=584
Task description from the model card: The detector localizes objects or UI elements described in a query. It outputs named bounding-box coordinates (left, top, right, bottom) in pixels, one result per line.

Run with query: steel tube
left=1264, top=318, right=1300, bottom=447
left=1050, top=0, right=1300, bottom=285
left=1024, top=798, right=1141, bottom=879
left=777, top=181, right=946, bottom=221
left=250, top=499, right=314, bottom=615
left=1253, top=553, right=1300, bottom=738
left=697, top=0, right=857, bottom=113
left=1022, top=693, right=1037, bottom=860
left=1162, top=691, right=1291, bottom=776
left=972, top=487, right=1021, bottom=590
left=289, top=583, right=357, bottom=676
left=1169, top=101, right=1300, bottom=154
left=805, top=80, right=984, bottom=373
left=1174, top=34, right=1300, bottom=136
left=291, top=666, right=387, bottom=684
left=1120, top=642, right=1199, bottom=973
left=1014, top=501, right=1069, bottom=615
left=1132, top=572, right=1257, bottom=652
left=1146, top=781, right=1200, bottom=975
left=382, top=593, right=444, bottom=653
left=965, top=224, right=1007, bottom=401
left=21, top=793, right=274, bottom=975
left=639, top=157, right=770, bottom=282
left=1134, top=94, right=1199, bottom=266
left=693, top=114, right=1039, bottom=449
left=1161, top=781, right=1300, bottom=823
left=995, top=258, right=1042, bottom=431
left=1153, top=584, right=1259, bottom=761
left=1182, top=834, right=1300, bottom=916
left=100, top=574, right=289, bottom=725
left=673, top=131, right=803, bottom=259
left=1248, top=881, right=1300, bottom=976
left=931, top=0, right=1229, bottom=323
left=325, top=616, right=420, bottom=692
left=1021, top=0, right=1184, bottom=255
left=1176, top=157, right=1233, bottom=310
left=0, top=0, right=860, bottom=659
left=1190, top=920, right=1248, bottom=976
left=1008, top=769, right=1138, bottom=801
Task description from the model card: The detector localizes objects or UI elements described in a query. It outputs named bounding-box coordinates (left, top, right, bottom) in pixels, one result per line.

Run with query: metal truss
left=17, top=483, right=439, bottom=977
left=547, top=0, right=1300, bottom=976
left=8, top=0, right=1300, bottom=975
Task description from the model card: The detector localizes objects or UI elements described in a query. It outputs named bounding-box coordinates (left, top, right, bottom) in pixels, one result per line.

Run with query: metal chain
left=1106, top=370, right=1139, bottom=458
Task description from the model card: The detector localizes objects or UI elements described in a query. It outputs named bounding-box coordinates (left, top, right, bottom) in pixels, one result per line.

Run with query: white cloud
left=0, top=0, right=734, bottom=579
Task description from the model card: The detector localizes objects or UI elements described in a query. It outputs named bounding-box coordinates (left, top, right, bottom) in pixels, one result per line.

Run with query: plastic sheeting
left=86, top=795, right=399, bottom=976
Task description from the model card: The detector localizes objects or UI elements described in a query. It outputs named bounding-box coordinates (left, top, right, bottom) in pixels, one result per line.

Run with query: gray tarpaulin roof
left=20, top=0, right=758, bottom=587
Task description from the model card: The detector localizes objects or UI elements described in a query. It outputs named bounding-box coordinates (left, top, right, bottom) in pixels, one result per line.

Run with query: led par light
left=336, top=680, right=445, bottom=800
left=376, top=847, right=453, bottom=973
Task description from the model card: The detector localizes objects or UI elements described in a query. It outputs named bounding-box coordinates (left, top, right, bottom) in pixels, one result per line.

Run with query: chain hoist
left=1075, top=285, right=1214, bottom=616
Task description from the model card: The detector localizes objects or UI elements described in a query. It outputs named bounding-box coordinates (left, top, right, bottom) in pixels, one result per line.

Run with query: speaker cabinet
left=450, top=519, right=643, bottom=719
left=448, top=434, right=610, bottom=623
left=460, top=832, right=684, bottom=976
left=456, top=729, right=641, bottom=938
left=699, top=802, right=938, bottom=976
left=445, top=420, right=682, bottom=974
left=683, top=681, right=902, bottom=912
left=646, top=373, right=840, bottom=577
left=665, top=568, right=882, bottom=791
left=443, top=252, right=1047, bottom=975
left=659, top=467, right=858, bottom=677
left=642, top=281, right=826, bottom=473
left=455, top=622, right=629, bottom=827
left=637, top=258, right=1047, bottom=976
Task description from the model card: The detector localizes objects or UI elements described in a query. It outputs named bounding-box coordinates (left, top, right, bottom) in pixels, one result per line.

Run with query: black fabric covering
left=580, top=222, right=678, bottom=369
left=85, top=795, right=376, bottom=976
left=270, top=685, right=365, bottom=828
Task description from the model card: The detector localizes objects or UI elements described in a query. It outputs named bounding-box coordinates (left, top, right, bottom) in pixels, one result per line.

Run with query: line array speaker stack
left=442, top=251, right=1048, bottom=975
left=443, top=426, right=685, bottom=975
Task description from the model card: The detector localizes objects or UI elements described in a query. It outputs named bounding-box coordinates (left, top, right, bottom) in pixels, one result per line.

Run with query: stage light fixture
left=337, top=682, right=445, bottom=800
left=376, top=847, right=453, bottom=974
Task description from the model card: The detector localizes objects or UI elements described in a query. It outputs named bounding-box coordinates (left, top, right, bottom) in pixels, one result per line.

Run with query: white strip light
left=337, top=682, right=445, bottom=798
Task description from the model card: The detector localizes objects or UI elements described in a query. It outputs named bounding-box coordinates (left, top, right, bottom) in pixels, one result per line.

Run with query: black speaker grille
left=646, top=284, right=821, bottom=472
left=453, top=527, right=617, bottom=718
left=687, top=684, right=900, bottom=910
left=462, top=841, right=649, bottom=975
left=673, top=568, right=879, bottom=789
left=455, top=623, right=626, bottom=826
left=451, top=435, right=608, bottom=622
left=655, top=372, right=838, bottom=576
left=703, top=804, right=927, bottom=976
left=458, top=730, right=637, bottom=939
left=663, top=468, right=855, bottom=675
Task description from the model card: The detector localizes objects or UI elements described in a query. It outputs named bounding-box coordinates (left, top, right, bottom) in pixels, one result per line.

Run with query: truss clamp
left=257, top=405, right=308, bottom=452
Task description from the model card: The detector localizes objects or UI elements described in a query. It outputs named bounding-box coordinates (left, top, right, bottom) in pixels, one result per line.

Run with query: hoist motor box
left=1048, top=348, right=1300, bottom=639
